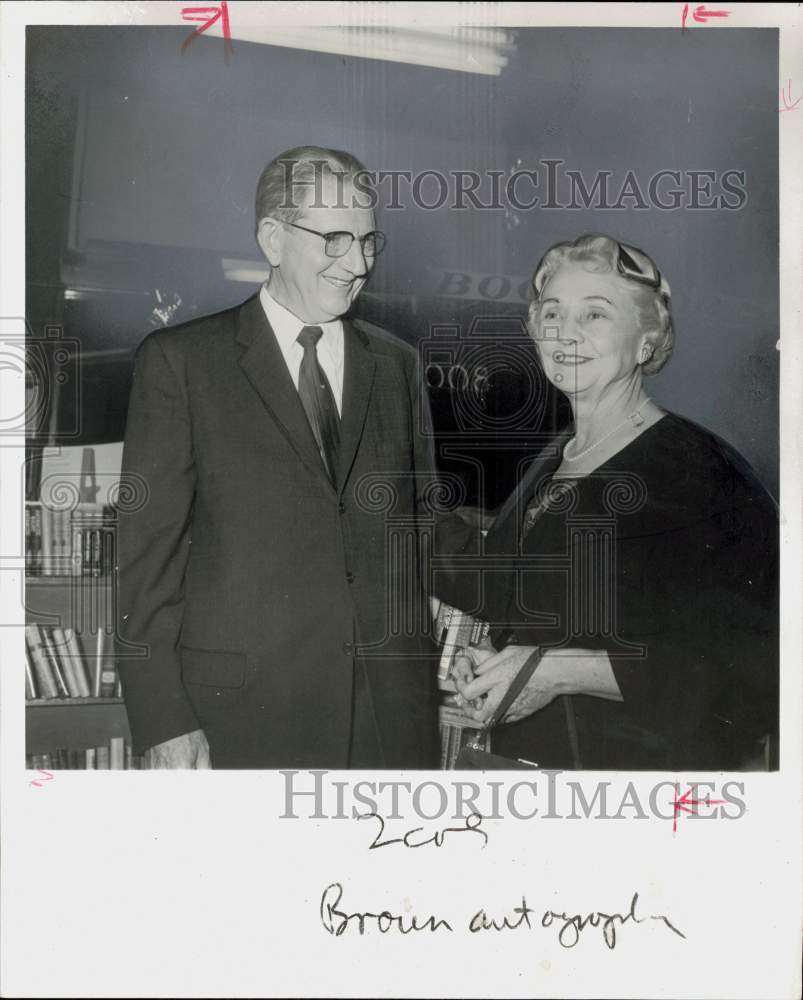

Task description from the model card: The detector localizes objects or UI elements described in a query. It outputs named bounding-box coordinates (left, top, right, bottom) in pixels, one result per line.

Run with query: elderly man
left=117, top=146, right=439, bottom=769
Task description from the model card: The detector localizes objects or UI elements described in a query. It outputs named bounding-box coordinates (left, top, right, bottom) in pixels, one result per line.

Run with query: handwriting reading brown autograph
left=320, top=883, right=686, bottom=949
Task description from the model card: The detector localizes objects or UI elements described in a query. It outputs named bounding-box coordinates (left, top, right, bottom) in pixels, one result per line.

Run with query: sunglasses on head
left=533, top=239, right=661, bottom=298
left=616, top=242, right=661, bottom=290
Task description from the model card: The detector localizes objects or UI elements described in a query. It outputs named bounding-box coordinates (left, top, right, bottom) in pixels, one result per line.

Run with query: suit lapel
left=337, top=320, right=376, bottom=493
left=235, top=294, right=335, bottom=491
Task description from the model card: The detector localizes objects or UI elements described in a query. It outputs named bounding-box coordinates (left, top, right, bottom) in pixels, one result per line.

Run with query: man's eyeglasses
left=280, top=220, right=386, bottom=259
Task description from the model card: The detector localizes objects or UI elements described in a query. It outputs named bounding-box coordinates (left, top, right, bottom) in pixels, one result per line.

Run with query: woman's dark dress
left=435, top=412, right=779, bottom=770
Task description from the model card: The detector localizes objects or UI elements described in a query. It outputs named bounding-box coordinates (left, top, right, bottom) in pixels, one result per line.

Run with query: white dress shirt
left=259, top=283, right=344, bottom=415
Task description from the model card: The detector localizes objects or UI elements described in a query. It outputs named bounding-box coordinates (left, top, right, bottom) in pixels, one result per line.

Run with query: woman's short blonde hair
left=527, top=233, right=674, bottom=375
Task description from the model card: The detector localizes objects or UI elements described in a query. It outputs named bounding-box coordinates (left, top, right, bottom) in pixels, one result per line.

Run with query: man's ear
left=256, top=217, right=283, bottom=267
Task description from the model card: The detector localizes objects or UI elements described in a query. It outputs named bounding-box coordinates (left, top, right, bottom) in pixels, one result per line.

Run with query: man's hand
left=145, top=729, right=211, bottom=769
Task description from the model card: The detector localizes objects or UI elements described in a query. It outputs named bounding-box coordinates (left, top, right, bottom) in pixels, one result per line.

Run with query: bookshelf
left=25, top=572, right=133, bottom=757
left=25, top=449, right=139, bottom=766
left=26, top=699, right=130, bottom=754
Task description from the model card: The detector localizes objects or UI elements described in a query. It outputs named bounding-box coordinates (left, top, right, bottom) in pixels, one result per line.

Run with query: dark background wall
left=26, top=26, right=779, bottom=503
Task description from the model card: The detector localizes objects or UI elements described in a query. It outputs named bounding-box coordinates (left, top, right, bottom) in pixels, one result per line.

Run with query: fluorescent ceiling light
left=229, top=25, right=515, bottom=76
left=222, top=259, right=270, bottom=283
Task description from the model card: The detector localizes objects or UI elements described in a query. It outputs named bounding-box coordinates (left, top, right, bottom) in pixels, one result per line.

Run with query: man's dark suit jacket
left=116, top=294, right=440, bottom=769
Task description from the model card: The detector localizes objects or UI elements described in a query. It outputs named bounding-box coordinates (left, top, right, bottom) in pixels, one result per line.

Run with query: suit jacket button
left=345, top=571, right=355, bottom=584
left=342, top=641, right=354, bottom=655
left=338, top=503, right=346, bottom=514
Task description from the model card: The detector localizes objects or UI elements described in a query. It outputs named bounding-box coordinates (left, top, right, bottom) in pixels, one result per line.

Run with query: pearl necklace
left=563, top=398, right=652, bottom=463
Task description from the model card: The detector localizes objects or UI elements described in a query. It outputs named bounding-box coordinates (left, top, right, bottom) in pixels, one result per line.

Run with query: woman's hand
left=452, top=645, right=562, bottom=726
left=453, top=646, right=624, bottom=727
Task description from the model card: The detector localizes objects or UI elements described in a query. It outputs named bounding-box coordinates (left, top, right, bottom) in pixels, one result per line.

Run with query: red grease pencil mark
left=779, top=80, right=801, bottom=113
left=671, top=783, right=726, bottom=833
left=682, top=4, right=731, bottom=29
left=692, top=5, right=731, bottom=22
left=181, top=1, right=232, bottom=55
left=29, top=770, right=54, bottom=788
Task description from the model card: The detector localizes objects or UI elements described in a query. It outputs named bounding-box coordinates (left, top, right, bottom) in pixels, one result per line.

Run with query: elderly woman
left=439, top=233, right=778, bottom=770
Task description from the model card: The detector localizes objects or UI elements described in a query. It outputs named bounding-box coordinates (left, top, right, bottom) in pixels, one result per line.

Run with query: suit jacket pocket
left=180, top=646, right=247, bottom=688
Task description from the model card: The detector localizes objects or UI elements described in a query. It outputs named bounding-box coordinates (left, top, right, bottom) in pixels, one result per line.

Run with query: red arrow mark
left=671, top=783, right=727, bottom=833
left=692, top=5, right=731, bottom=23
left=181, top=1, right=231, bottom=53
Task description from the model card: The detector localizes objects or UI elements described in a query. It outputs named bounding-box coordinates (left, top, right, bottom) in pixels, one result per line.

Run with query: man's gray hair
left=254, top=146, right=373, bottom=236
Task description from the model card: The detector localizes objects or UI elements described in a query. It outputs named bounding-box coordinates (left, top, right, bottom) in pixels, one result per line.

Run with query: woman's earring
left=640, top=346, right=653, bottom=363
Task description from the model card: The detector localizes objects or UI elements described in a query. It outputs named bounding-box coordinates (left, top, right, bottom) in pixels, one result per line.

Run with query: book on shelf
left=60, top=627, right=92, bottom=696
left=47, top=627, right=78, bottom=696
left=25, top=624, right=118, bottom=701
left=27, top=739, right=146, bottom=770
left=38, top=626, right=71, bottom=697
left=26, top=500, right=116, bottom=577
left=25, top=506, right=43, bottom=575
left=109, top=736, right=125, bottom=770
left=40, top=503, right=54, bottom=575
left=26, top=442, right=122, bottom=572
left=34, top=504, right=70, bottom=576
left=25, top=625, right=60, bottom=699
left=73, top=505, right=116, bottom=577
left=94, top=628, right=119, bottom=698
left=25, top=446, right=43, bottom=502
left=55, top=508, right=70, bottom=575
left=24, top=653, right=37, bottom=700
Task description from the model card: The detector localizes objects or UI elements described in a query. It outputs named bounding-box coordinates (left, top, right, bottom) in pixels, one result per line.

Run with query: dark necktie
left=297, top=325, right=340, bottom=486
